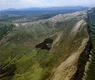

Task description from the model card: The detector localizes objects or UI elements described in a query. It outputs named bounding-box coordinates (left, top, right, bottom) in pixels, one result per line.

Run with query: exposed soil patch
left=49, top=38, right=89, bottom=80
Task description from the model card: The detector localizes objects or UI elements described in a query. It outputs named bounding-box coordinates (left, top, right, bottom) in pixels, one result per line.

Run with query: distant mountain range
left=0, top=6, right=89, bottom=22
left=1, top=6, right=89, bottom=12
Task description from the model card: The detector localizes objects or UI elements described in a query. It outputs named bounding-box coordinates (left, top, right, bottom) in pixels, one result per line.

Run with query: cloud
left=0, top=0, right=45, bottom=10
left=0, top=0, right=95, bottom=10
left=43, top=0, right=95, bottom=6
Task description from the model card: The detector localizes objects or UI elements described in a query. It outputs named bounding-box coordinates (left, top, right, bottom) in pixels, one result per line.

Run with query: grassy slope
left=0, top=23, right=14, bottom=40
left=0, top=11, right=88, bottom=80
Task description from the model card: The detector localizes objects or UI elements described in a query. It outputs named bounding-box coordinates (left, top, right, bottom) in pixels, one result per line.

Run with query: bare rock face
left=49, top=13, right=89, bottom=80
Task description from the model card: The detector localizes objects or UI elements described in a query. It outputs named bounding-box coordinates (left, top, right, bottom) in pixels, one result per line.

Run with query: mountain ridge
left=0, top=8, right=95, bottom=80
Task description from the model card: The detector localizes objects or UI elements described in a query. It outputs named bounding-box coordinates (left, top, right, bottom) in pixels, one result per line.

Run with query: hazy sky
left=0, top=0, right=95, bottom=10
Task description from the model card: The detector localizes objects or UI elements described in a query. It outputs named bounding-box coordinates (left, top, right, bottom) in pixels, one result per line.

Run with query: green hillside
left=0, top=8, right=95, bottom=80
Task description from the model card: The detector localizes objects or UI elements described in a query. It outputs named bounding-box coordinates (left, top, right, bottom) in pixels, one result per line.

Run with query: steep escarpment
left=0, top=11, right=90, bottom=80
left=83, top=7, right=95, bottom=80
left=70, top=39, right=92, bottom=80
